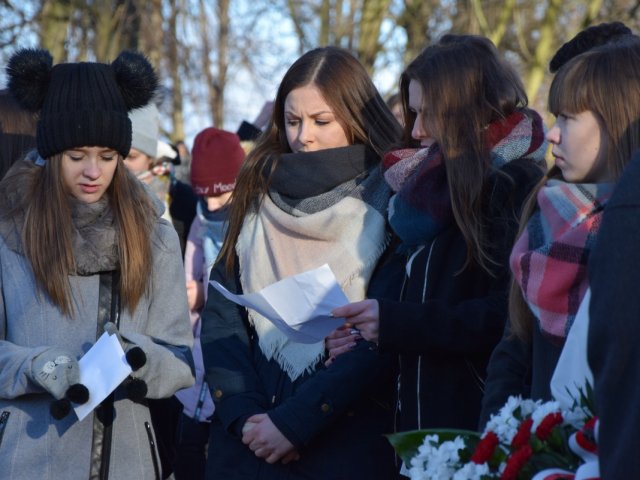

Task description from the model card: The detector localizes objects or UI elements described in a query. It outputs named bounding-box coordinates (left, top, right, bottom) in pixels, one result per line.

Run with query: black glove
left=104, top=322, right=148, bottom=401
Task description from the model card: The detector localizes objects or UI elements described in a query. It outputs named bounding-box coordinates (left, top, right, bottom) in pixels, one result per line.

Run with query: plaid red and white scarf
left=510, top=179, right=614, bottom=341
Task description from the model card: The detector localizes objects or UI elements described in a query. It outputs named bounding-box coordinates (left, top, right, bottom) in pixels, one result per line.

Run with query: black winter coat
left=200, top=252, right=402, bottom=480
left=479, top=321, right=563, bottom=428
left=588, top=151, right=640, bottom=479
left=376, top=158, right=543, bottom=433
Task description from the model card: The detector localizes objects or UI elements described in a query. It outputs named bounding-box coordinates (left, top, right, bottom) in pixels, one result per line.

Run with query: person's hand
left=242, top=413, right=298, bottom=464
left=331, top=299, right=380, bottom=343
left=104, top=322, right=147, bottom=372
left=104, top=322, right=149, bottom=401
left=186, top=280, right=204, bottom=311
left=151, top=162, right=172, bottom=177
left=324, top=326, right=361, bottom=366
left=28, top=348, right=90, bottom=419
left=280, top=449, right=301, bottom=464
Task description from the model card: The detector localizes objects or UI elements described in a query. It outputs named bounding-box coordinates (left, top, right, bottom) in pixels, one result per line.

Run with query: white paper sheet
left=74, top=332, right=133, bottom=421
left=551, top=288, right=594, bottom=410
left=210, top=264, right=349, bottom=343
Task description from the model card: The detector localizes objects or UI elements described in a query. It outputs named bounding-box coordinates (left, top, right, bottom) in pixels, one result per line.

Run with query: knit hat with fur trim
left=190, top=127, right=244, bottom=196
left=6, top=48, right=157, bottom=158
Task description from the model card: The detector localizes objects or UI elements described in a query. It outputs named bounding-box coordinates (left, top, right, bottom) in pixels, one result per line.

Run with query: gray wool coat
left=0, top=216, right=195, bottom=479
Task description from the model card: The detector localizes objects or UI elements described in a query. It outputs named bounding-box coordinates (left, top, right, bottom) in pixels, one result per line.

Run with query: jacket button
left=320, top=403, right=331, bottom=413
left=214, top=389, right=223, bottom=399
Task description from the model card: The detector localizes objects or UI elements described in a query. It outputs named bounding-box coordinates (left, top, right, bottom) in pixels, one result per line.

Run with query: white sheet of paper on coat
left=73, top=331, right=133, bottom=421
left=209, top=263, right=349, bottom=344
left=550, top=288, right=594, bottom=410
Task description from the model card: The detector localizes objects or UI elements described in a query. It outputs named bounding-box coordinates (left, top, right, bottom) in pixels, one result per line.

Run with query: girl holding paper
left=200, top=46, right=403, bottom=479
left=0, top=49, right=194, bottom=479
left=327, top=35, right=547, bottom=438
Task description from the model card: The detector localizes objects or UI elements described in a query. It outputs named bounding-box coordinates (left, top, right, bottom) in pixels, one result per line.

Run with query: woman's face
left=61, top=146, right=118, bottom=203
left=547, top=110, right=608, bottom=183
left=206, top=191, right=233, bottom=212
left=284, top=85, right=350, bottom=153
left=124, top=148, right=154, bottom=176
left=408, top=79, right=436, bottom=148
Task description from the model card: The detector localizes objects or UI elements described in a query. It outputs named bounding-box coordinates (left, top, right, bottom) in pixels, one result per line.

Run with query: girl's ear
left=7, top=48, right=53, bottom=112
left=111, top=50, right=158, bottom=111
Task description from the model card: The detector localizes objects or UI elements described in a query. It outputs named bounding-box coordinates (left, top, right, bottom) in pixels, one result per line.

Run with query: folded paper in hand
left=74, top=331, right=132, bottom=421
left=210, top=263, right=348, bottom=343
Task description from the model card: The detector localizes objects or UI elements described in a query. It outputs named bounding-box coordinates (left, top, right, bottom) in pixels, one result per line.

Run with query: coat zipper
left=271, top=369, right=287, bottom=406
left=144, top=421, right=161, bottom=480
left=394, top=270, right=408, bottom=470
left=99, top=397, right=114, bottom=480
left=0, top=411, right=9, bottom=449
left=417, top=240, right=436, bottom=430
left=465, top=359, right=486, bottom=394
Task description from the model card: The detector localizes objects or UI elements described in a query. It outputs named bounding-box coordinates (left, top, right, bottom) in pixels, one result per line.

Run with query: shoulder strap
left=90, top=270, right=120, bottom=480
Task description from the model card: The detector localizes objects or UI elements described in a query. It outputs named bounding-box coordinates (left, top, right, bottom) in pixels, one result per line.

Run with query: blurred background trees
left=1, top=0, right=637, bottom=144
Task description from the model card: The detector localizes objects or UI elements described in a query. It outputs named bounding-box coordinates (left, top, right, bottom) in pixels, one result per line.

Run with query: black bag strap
left=90, top=270, right=120, bottom=480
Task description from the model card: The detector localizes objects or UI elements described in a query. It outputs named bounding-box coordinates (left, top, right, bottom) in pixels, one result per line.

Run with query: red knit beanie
left=190, top=127, right=245, bottom=196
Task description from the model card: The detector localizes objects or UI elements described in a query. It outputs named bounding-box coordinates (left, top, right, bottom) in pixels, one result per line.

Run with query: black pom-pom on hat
left=5, top=48, right=158, bottom=159
left=6, top=48, right=53, bottom=112
left=112, top=50, right=158, bottom=110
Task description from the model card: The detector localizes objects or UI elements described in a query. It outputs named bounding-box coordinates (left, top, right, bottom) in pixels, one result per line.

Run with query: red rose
left=535, top=412, right=564, bottom=441
left=500, top=445, right=533, bottom=480
left=511, top=418, right=533, bottom=449
left=471, top=431, right=499, bottom=464
left=575, top=417, right=598, bottom=454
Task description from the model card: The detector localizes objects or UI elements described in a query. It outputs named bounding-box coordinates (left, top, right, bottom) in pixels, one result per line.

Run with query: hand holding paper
left=74, top=332, right=132, bottom=421
left=210, top=264, right=349, bottom=343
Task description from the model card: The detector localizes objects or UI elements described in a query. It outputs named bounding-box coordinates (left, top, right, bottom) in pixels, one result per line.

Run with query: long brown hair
left=399, top=34, right=528, bottom=274
left=1, top=154, right=156, bottom=315
left=509, top=38, right=640, bottom=340
left=219, top=46, right=402, bottom=273
left=0, top=89, right=37, bottom=180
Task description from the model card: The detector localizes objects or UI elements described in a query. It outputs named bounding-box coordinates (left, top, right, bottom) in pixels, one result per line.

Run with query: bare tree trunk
left=581, top=0, right=604, bottom=27
left=93, top=0, right=140, bottom=61
left=119, top=0, right=141, bottom=52
left=333, top=0, right=346, bottom=43
left=286, top=0, right=308, bottom=54
left=68, top=4, right=91, bottom=61
left=398, top=0, right=432, bottom=64
left=167, top=0, right=185, bottom=141
left=357, top=0, right=391, bottom=72
left=345, top=0, right=358, bottom=50
left=318, top=0, right=331, bottom=45
left=38, top=0, right=73, bottom=62
left=524, top=0, right=562, bottom=104
left=198, top=0, right=216, bottom=127
left=470, top=0, right=516, bottom=47
left=140, top=0, right=164, bottom=71
left=215, top=0, right=230, bottom=128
